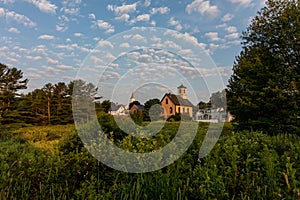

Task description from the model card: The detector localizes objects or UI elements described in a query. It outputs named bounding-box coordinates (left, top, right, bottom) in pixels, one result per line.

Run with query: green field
left=0, top=122, right=299, bottom=199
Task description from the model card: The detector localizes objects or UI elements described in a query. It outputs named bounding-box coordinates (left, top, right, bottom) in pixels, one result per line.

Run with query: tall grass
left=0, top=123, right=299, bottom=199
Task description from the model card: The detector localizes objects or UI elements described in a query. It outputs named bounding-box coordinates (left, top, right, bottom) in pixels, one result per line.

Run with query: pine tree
left=0, top=63, right=28, bottom=124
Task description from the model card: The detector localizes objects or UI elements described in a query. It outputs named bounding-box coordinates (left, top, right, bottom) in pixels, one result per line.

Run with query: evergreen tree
left=0, top=63, right=28, bottom=124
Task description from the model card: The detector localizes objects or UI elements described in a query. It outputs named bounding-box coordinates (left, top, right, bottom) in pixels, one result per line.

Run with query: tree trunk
left=47, top=97, right=51, bottom=125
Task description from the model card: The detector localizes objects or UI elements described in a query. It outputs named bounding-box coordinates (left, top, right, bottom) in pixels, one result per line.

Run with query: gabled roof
left=162, top=93, right=194, bottom=107
left=130, top=104, right=144, bottom=110
left=109, top=104, right=125, bottom=112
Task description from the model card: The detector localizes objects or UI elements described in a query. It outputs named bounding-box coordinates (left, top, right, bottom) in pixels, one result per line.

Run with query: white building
left=108, top=105, right=127, bottom=116
left=195, top=107, right=233, bottom=123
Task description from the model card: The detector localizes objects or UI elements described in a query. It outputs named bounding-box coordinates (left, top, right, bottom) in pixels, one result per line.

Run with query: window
left=183, top=107, right=185, bottom=112
left=187, top=108, right=189, bottom=113
left=166, top=98, right=168, bottom=104
left=170, top=107, right=173, bottom=114
left=178, top=107, right=180, bottom=113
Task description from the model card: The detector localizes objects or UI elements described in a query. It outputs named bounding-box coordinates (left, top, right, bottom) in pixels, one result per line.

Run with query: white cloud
left=138, top=54, right=153, bottom=63
left=131, top=14, right=150, bottom=24
left=115, top=13, right=130, bottom=21
left=74, top=32, right=84, bottom=37
left=132, top=34, right=146, bottom=41
left=230, top=0, right=253, bottom=7
left=92, top=20, right=115, bottom=34
left=58, top=64, right=73, bottom=70
left=13, top=46, right=27, bottom=52
left=38, top=34, right=55, bottom=40
left=204, top=32, right=220, bottom=41
left=56, top=24, right=68, bottom=32
left=143, top=0, right=151, bottom=7
left=61, top=0, right=82, bottom=15
left=225, top=26, right=237, bottom=33
left=89, top=13, right=96, bottom=19
left=56, top=43, right=90, bottom=53
left=0, top=8, right=36, bottom=27
left=26, top=55, right=42, bottom=61
left=0, top=8, right=4, bottom=16
left=8, top=27, right=20, bottom=33
left=61, top=7, right=79, bottom=15
left=150, top=20, right=156, bottom=26
left=123, top=34, right=147, bottom=43
left=150, top=6, right=170, bottom=15
left=221, top=13, right=234, bottom=22
left=136, top=14, right=150, bottom=21
left=32, top=45, right=48, bottom=56
left=107, top=3, right=137, bottom=15
left=168, top=17, right=183, bottom=31
left=47, top=58, right=59, bottom=64
left=1, top=0, right=57, bottom=14
left=216, top=23, right=227, bottom=29
left=186, top=0, right=219, bottom=18
left=208, top=43, right=229, bottom=54
left=225, top=32, right=239, bottom=39
left=25, top=0, right=57, bottom=14
left=163, top=30, right=207, bottom=51
left=223, top=26, right=239, bottom=39
left=43, top=66, right=62, bottom=74
left=97, top=40, right=114, bottom=48
left=120, top=42, right=130, bottom=48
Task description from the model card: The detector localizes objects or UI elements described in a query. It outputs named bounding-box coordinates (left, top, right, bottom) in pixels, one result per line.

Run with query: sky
left=0, top=0, right=266, bottom=104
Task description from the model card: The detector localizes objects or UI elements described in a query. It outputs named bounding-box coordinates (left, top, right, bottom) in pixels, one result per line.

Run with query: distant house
left=195, top=107, right=233, bottom=123
left=130, top=104, right=144, bottom=114
left=108, top=104, right=126, bottom=116
left=161, top=84, right=194, bottom=118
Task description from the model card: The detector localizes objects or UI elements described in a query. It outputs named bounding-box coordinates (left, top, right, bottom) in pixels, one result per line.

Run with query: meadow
left=0, top=119, right=300, bottom=200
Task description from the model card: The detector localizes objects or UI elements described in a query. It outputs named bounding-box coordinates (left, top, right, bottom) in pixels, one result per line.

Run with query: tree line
left=0, top=64, right=108, bottom=125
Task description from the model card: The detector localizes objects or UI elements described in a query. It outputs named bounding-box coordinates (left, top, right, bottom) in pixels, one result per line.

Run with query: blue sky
left=0, top=0, right=265, bottom=104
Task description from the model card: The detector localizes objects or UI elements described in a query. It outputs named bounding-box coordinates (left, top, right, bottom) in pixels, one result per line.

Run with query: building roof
left=109, top=104, right=124, bottom=112
left=130, top=104, right=144, bottom=110
left=177, top=84, right=186, bottom=89
left=163, top=93, right=194, bottom=107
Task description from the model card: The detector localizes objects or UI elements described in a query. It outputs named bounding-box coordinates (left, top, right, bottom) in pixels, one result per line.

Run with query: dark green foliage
left=198, top=101, right=209, bottom=109
left=0, top=63, right=28, bottom=124
left=130, top=109, right=143, bottom=126
left=142, top=98, right=163, bottom=121
left=227, top=0, right=300, bottom=134
left=100, top=100, right=112, bottom=113
left=97, top=111, right=126, bottom=141
left=167, top=113, right=181, bottom=122
left=19, top=82, right=74, bottom=125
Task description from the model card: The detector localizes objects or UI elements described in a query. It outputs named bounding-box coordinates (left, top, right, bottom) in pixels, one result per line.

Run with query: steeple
left=129, top=91, right=135, bottom=103
left=177, top=84, right=187, bottom=99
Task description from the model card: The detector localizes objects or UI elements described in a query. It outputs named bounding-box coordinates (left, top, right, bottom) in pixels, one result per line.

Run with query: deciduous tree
left=227, top=0, right=299, bottom=133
